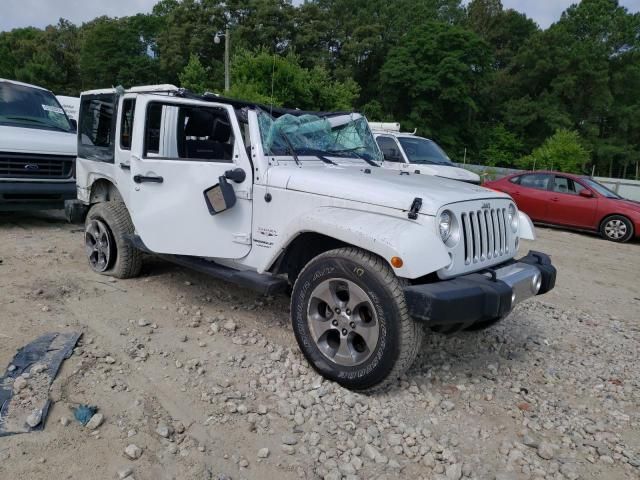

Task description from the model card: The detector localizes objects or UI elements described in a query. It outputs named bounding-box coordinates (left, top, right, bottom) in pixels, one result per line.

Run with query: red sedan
left=485, top=171, right=640, bottom=243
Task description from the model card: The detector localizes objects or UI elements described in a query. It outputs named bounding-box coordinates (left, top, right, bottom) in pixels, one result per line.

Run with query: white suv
left=371, top=122, right=481, bottom=185
left=75, top=85, right=556, bottom=391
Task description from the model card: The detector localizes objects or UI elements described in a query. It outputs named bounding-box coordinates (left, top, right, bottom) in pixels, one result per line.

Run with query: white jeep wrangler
left=75, top=85, right=556, bottom=391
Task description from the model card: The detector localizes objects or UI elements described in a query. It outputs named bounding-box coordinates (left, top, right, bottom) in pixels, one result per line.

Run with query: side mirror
left=579, top=189, right=594, bottom=198
left=69, top=119, right=78, bottom=132
left=203, top=177, right=237, bottom=215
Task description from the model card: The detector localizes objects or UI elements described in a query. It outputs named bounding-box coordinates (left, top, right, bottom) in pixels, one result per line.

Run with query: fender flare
left=261, top=207, right=451, bottom=279
left=518, top=211, right=536, bottom=240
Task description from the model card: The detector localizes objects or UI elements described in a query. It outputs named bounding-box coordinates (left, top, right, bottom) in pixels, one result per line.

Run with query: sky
left=1, top=0, right=639, bottom=32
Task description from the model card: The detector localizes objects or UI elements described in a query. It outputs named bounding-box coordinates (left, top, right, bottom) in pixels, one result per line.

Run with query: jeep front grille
left=0, top=152, right=74, bottom=179
left=438, top=199, right=516, bottom=279
left=461, top=208, right=510, bottom=265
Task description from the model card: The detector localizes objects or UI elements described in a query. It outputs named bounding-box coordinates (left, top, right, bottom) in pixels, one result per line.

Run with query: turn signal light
left=390, top=257, right=404, bottom=268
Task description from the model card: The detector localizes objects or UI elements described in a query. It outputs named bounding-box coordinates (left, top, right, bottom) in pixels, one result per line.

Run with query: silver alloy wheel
left=307, top=278, right=380, bottom=367
left=604, top=219, right=628, bottom=240
left=85, top=219, right=112, bottom=272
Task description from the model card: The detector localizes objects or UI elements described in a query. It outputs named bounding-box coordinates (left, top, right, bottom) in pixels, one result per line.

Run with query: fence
left=455, top=164, right=640, bottom=201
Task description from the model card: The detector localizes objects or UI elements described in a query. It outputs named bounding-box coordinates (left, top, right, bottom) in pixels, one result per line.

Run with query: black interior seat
left=211, top=118, right=233, bottom=159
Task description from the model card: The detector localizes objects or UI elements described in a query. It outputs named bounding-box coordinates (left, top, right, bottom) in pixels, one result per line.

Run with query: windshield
left=398, top=137, right=453, bottom=165
left=258, top=110, right=382, bottom=164
left=0, top=81, right=73, bottom=132
left=582, top=178, right=622, bottom=199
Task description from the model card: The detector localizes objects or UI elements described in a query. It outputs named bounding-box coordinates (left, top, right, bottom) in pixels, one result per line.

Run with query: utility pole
left=214, top=25, right=231, bottom=92
left=224, top=26, right=230, bottom=92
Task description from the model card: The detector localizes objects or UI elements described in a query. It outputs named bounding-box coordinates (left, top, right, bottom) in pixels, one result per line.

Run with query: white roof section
left=0, top=78, right=51, bottom=92
left=369, top=121, right=418, bottom=137
left=81, top=84, right=179, bottom=96
left=369, top=122, right=401, bottom=132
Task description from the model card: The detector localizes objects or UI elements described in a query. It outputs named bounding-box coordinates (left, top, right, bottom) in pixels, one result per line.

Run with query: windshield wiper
left=5, top=116, right=69, bottom=132
left=279, top=131, right=301, bottom=167
left=295, top=148, right=338, bottom=165
left=344, top=151, right=381, bottom=168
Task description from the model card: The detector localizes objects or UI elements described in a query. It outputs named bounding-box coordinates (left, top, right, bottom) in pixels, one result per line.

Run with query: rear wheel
left=85, top=202, right=142, bottom=278
left=600, top=215, right=633, bottom=243
left=291, top=247, right=422, bottom=391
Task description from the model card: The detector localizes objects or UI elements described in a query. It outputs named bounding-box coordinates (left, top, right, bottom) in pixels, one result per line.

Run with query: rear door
left=546, top=175, right=597, bottom=228
left=128, top=95, right=252, bottom=259
left=512, top=173, right=554, bottom=221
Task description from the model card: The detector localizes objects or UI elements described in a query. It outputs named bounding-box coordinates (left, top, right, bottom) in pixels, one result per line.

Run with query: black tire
left=599, top=215, right=634, bottom=243
left=85, top=202, right=142, bottom=278
left=291, top=247, right=422, bottom=392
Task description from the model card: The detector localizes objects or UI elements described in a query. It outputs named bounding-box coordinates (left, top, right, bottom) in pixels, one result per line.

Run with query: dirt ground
left=0, top=210, right=638, bottom=480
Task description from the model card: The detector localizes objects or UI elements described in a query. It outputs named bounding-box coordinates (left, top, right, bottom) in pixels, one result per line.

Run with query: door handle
left=551, top=197, right=559, bottom=202
left=133, top=174, right=163, bottom=184
left=119, top=163, right=131, bottom=171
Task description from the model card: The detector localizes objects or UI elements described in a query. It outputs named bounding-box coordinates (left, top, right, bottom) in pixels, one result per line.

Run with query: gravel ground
left=0, top=211, right=638, bottom=480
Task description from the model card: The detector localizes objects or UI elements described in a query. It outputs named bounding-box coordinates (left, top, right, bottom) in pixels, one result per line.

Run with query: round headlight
left=508, top=204, right=519, bottom=233
left=439, top=210, right=452, bottom=242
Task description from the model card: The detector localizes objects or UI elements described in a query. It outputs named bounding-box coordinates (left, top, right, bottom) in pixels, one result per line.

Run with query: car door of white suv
left=128, top=94, right=253, bottom=259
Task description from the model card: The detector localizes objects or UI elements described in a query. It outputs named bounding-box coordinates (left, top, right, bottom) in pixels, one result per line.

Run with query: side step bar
left=127, top=235, right=288, bottom=296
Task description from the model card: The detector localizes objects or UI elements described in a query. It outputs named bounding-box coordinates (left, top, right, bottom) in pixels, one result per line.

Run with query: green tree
left=179, top=54, right=211, bottom=93
left=79, top=16, right=160, bottom=89
left=227, top=49, right=359, bottom=110
left=379, top=22, right=491, bottom=158
left=517, top=129, right=590, bottom=173
left=480, top=124, right=524, bottom=167
left=502, top=0, right=639, bottom=174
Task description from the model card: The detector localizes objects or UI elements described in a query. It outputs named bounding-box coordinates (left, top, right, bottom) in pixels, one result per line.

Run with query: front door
left=546, top=175, right=597, bottom=228
left=128, top=95, right=253, bottom=259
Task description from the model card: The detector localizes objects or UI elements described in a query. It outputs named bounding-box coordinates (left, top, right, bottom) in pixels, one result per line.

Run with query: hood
left=0, top=125, right=77, bottom=156
left=615, top=198, right=640, bottom=212
left=267, top=164, right=510, bottom=215
left=411, top=163, right=480, bottom=182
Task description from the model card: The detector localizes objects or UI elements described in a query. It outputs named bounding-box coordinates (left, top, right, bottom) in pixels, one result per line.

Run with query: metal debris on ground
left=0, top=332, right=81, bottom=436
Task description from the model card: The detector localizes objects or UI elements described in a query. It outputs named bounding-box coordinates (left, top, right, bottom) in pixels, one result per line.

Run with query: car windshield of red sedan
left=582, top=178, right=621, bottom=199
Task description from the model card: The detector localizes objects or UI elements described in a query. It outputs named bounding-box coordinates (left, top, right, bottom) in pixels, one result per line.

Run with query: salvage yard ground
left=0, top=211, right=639, bottom=480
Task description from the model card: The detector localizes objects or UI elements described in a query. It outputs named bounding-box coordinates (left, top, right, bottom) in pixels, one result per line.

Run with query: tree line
left=1, top=0, right=638, bottom=178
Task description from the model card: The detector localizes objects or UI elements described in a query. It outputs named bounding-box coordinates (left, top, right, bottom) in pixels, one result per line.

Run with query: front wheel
left=291, top=247, right=422, bottom=391
left=600, top=215, right=634, bottom=243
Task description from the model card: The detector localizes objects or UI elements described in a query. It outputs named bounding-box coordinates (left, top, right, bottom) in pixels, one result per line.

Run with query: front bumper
left=0, top=180, right=76, bottom=211
left=404, top=251, right=556, bottom=328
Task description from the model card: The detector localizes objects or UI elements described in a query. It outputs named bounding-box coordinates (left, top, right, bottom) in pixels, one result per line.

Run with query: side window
left=78, top=93, right=116, bottom=163
left=145, top=103, right=162, bottom=155
left=552, top=176, right=570, bottom=194
left=144, top=103, right=234, bottom=162
left=519, top=173, right=552, bottom=190
left=120, top=98, right=136, bottom=150
left=376, top=136, right=403, bottom=162
left=553, top=176, right=585, bottom=195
